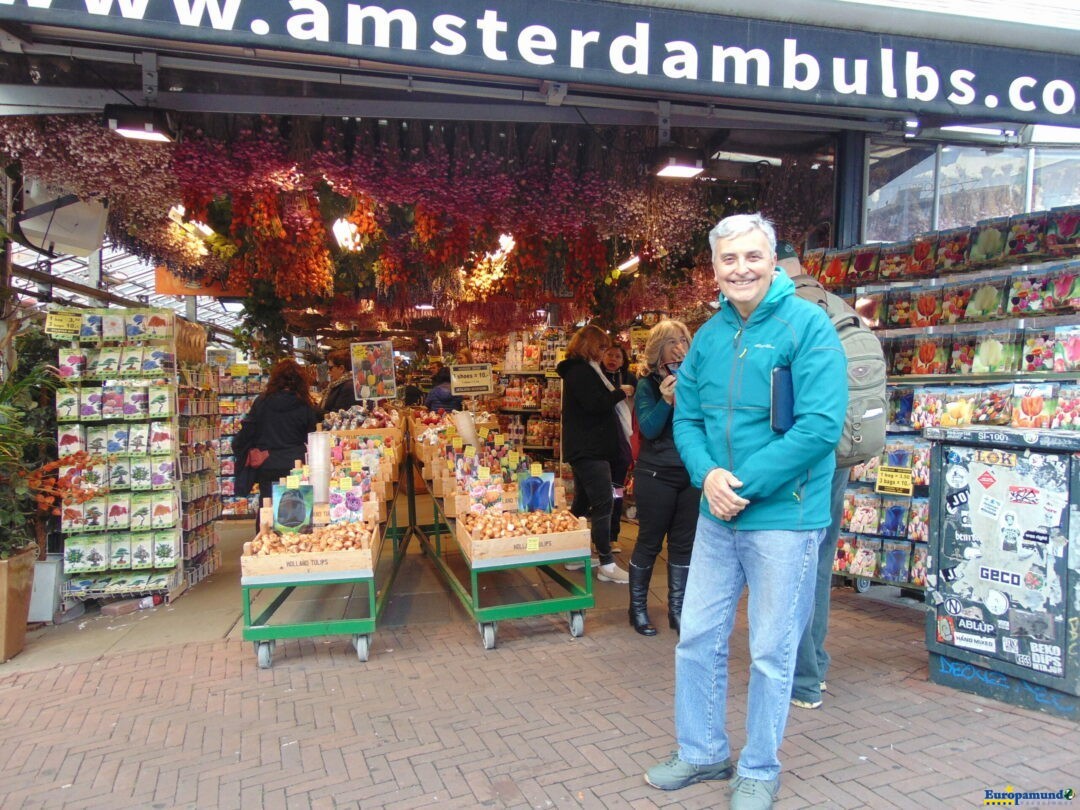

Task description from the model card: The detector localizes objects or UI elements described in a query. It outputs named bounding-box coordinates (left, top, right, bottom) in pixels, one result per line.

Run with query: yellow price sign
left=875, top=466, right=914, bottom=497
left=445, top=425, right=457, bottom=436
left=338, top=477, right=353, bottom=490
left=228, top=363, right=249, bottom=378
left=530, top=463, right=543, bottom=477
left=494, top=433, right=505, bottom=446
left=464, top=444, right=476, bottom=458
left=526, top=536, right=540, bottom=552
left=479, top=427, right=490, bottom=439
left=45, top=312, right=83, bottom=337
left=447, top=459, right=455, bottom=471
left=350, top=459, right=365, bottom=473
left=477, top=466, right=491, bottom=480
left=451, top=436, right=463, bottom=450
left=285, top=475, right=301, bottom=489
left=508, top=451, right=520, bottom=467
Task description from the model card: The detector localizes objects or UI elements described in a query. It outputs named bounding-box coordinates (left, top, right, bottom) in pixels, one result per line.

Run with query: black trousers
left=630, top=465, right=700, bottom=568
left=569, top=458, right=616, bottom=565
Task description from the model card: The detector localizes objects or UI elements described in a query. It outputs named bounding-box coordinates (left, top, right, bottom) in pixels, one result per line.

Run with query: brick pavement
left=1, top=579, right=1077, bottom=810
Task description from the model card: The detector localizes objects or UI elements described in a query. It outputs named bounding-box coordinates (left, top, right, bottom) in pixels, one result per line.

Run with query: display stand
left=412, top=453, right=594, bottom=650
left=239, top=461, right=413, bottom=668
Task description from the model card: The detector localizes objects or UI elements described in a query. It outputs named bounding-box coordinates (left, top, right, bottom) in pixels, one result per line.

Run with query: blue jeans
left=674, top=519, right=823, bottom=781
left=792, top=467, right=850, bottom=703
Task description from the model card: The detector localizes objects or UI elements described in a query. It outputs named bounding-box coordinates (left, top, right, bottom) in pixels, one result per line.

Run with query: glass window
left=864, top=143, right=936, bottom=242
left=937, top=146, right=1027, bottom=229
left=1033, top=148, right=1080, bottom=210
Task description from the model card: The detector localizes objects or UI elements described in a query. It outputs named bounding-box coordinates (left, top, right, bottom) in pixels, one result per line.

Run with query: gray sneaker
left=645, top=752, right=733, bottom=790
left=729, top=775, right=780, bottom=809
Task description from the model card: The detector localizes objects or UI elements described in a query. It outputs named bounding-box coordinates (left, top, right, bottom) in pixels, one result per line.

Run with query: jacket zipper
left=728, top=317, right=744, bottom=528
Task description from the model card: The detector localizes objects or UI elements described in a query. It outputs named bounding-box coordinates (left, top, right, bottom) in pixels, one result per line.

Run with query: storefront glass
left=1033, top=148, right=1080, bottom=211
left=865, top=143, right=936, bottom=243
left=937, top=145, right=1027, bottom=230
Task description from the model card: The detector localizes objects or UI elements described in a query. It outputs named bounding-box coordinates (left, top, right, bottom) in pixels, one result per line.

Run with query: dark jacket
left=235, top=391, right=320, bottom=476
left=634, top=374, right=684, bottom=470
left=556, top=356, right=628, bottom=465
left=425, top=383, right=463, bottom=412
left=321, top=375, right=358, bottom=415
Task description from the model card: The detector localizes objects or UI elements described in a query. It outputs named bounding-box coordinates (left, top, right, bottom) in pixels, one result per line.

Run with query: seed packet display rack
left=55, top=307, right=188, bottom=603
left=178, top=363, right=223, bottom=588
left=239, top=428, right=412, bottom=668
left=411, top=431, right=594, bottom=650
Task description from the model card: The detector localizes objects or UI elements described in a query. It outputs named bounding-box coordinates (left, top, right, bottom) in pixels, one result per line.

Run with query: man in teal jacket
left=645, top=213, right=847, bottom=810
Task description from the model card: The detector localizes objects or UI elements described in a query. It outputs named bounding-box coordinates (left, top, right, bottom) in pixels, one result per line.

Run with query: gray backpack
left=793, top=275, right=887, bottom=468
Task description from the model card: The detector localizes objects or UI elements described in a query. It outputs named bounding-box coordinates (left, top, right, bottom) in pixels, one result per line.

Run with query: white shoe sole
left=597, top=570, right=629, bottom=584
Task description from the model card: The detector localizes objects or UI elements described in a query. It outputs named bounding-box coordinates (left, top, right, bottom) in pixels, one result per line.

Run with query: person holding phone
left=628, top=320, right=697, bottom=636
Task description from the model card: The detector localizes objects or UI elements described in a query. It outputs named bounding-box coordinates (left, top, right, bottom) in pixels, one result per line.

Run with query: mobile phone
left=665, top=361, right=681, bottom=376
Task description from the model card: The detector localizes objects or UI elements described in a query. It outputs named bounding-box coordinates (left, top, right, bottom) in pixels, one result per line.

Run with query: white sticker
left=1002, top=636, right=1019, bottom=655
left=979, top=495, right=1002, bottom=520
left=953, top=631, right=997, bottom=654
left=1043, top=494, right=1067, bottom=527
left=984, top=590, right=1010, bottom=616
left=945, top=465, right=969, bottom=489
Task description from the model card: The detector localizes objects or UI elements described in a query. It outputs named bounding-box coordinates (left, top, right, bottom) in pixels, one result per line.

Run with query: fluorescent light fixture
left=655, top=146, right=705, bottom=178
left=220, top=299, right=245, bottom=314
left=414, top=303, right=435, bottom=311
left=712, top=150, right=782, bottom=167
left=941, top=125, right=1008, bottom=136
left=105, top=104, right=175, bottom=143
left=617, top=255, right=641, bottom=273
left=1025, top=124, right=1080, bottom=144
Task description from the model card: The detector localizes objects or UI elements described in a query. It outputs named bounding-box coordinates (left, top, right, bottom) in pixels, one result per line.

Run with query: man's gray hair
left=708, top=213, right=778, bottom=257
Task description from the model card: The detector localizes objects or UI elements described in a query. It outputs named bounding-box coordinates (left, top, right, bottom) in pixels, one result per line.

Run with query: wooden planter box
left=0, top=546, right=37, bottom=663
left=456, top=517, right=589, bottom=565
left=241, top=526, right=381, bottom=578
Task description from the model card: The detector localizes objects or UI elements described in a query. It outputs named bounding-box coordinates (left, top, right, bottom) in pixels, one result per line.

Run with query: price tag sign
left=479, top=427, right=490, bottom=440
left=45, top=312, right=83, bottom=337
left=229, top=363, right=249, bottom=378
left=464, top=445, right=476, bottom=458
left=286, top=475, right=301, bottom=489
left=338, top=477, right=353, bottom=490
left=445, top=425, right=457, bottom=436
left=494, top=433, right=505, bottom=446
left=452, top=436, right=463, bottom=450
left=876, top=466, right=914, bottom=496
left=526, top=536, right=540, bottom=552
left=477, top=466, right=491, bottom=480
left=530, top=462, right=543, bottom=477
left=508, top=451, right=520, bottom=467
left=350, top=459, right=365, bottom=473
left=449, top=363, right=494, bottom=395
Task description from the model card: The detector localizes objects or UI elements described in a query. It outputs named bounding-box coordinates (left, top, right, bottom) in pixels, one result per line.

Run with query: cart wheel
left=256, top=641, right=273, bottom=669
left=569, top=611, right=585, bottom=638
left=353, top=634, right=370, bottom=662
left=854, top=578, right=872, bottom=594
left=481, top=622, right=497, bottom=650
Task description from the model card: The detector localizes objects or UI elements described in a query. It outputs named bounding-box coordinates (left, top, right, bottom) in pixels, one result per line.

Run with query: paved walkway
left=0, top=519, right=1076, bottom=808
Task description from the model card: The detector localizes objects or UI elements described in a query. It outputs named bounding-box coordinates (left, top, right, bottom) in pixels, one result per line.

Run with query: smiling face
left=713, top=228, right=777, bottom=320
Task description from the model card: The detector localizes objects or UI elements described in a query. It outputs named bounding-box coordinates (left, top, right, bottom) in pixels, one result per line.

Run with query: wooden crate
left=456, top=517, right=589, bottom=564
left=241, top=541, right=379, bottom=578
left=331, top=425, right=405, bottom=446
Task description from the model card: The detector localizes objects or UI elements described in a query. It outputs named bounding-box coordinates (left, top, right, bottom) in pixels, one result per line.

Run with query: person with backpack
left=776, top=240, right=888, bottom=711
left=644, top=214, right=847, bottom=809
left=628, top=319, right=699, bottom=636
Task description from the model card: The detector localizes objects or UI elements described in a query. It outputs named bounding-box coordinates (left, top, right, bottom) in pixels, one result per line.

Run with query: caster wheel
left=481, top=623, right=497, bottom=650
left=569, top=611, right=585, bottom=638
left=353, top=634, right=370, bottom=662
left=854, top=578, right=872, bottom=594
left=256, top=641, right=273, bottom=669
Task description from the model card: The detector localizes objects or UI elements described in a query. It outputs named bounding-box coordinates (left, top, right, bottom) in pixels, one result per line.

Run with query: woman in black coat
left=556, top=324, right=635, bottom=585
left=235, top=358, right=320, bottom=525
left=320, top=348, right=359, bottom=415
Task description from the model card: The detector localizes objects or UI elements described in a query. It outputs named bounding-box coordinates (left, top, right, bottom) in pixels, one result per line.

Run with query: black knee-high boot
left=628, top=562, right=657, bottom=636
left=610, top=495, right=623, bottom=548
left=668, top=563, right=690, bottom=632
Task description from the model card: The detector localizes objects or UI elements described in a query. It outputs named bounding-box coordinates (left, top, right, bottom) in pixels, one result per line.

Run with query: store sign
left=350, top=340, right=396, bottom=401
left=449, top=363, right=493, bottom=395
left=44, top=311, right=82, bottom=337
left=0, top=1, right=1075, bottom=123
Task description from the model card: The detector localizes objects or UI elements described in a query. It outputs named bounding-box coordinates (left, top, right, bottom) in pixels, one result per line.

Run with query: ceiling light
left=617, top=255, right=641, bottom=274
left=105, top=104, right=176, bottom=143
left=940, top=125, right=1008, bottom=137
left=220, top=299, right=245, bottom=315
left=711, top=150, right=783, bottom=167
left=905, top=120, right=920, bottom=129
left=414, top=303, right=435, bottom=311
left=1023, top=124, right=1080, bottom=145
left=655, top=146, right=705, bottom=178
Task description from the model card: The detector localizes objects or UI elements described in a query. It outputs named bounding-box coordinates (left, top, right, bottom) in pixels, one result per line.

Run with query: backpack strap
left=790, top=273, right=829, bottom=312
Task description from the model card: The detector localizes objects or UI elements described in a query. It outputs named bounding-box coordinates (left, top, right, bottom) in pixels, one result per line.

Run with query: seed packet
left=129, top=493, right=155, bottom=531
left=85, top=425, right=109, bottom=457
left=883, top=438, right=914, bottom=468
left=130, top=532, right=155, bottom=569
left=889, top=387, right=914, bottom=428
left=802, top=248, right=825, bottom=281
left=127, top=422, right=150, bottom=455
left=95, top=347, right=122, bottom=378
left=878, top=242, right=912, bottom=281
left=1051, top=383, right=1080, bottom=430
left=79, top=387, right=102, bottom=422
left=819, top=249, right=851, bottom=290
left=908, top=497, right=930, bottom=542
left=82, top=535, right=110, bottom=572
left=842, top=489, right=856, bottom=527
left=972, top=330, right=1021, bottom=373
left=108, top=457, right=130, bottom=489
left=125, top=385, right=149, bottom=420
left=878, top=498, right=910, bottom=538
left=60, top=502, right=84, bottom=533
left=55, top=388, right=80, bottom=422
left=151, top=457, right=175, bottom=490
left=889, top=338, right=915, bottom=376
left=149, top=421, right=175, bottom=455
left=125, top=310, right=149, bottom=340
left=1006, top=212, right=1048, bottom=260
left=518, top=470, right=556, bottom=512
left=1043, top=267, right=1080, bottom=312
left=105, top=493, right=130, bottom=531
left=81, top=496, right=107, bottom=531
left=848, top=536, right=881, bottom=577
left=964, top=280, right=1006, bottom=321
left=909, top=289, right=942, bottom=327
left=969, top=216, right=1010, bottom=266
left=911, top=388, right=943, bottom=430
left=145, top=310, right=175, bottom=340
left=853, top=291, right=885, bottom=329
left=130, top=457, right=154, bottom=491
left=909, top=234, right=938, bottom=277
left=1011, top=382, right=1057, bottom=429
left=147, top=384, right=172, bottom=417
left=949, top=335, right=977, bottom=375
left=1045, top=205, right=1080, bottom=257
left=79, top=310, right=103, bottom=343
left=1053, top=325, right=1080, bottom=372
left=935, top=227, right=972, bottom=274
left=57, top=423, right=85, bottom=458
left=119, top=346, right=143, bottom=377
left=848, top=245, right=880, bottom=285
left=1007, top=273, right=1049, bottom=315
left=1022, top=330, right=1057, bottom=372
left=940, top=283, right=972, bottom=324
left=940, top=386, right=978, bottom=427
left=879, top=540, right=911, bottom=582
left=886, top=288, right=914, bottom=327
left=100, top=386, right=125, bottom=420
left=57, top=347, right=86, bottom=380
left=102, top=312, right=126, bottom=341
left=152, top=530, right=180, bottom=569
left=834, top=533, right=857, bottom=573
left=911, top=336, right=947, bottom=375
left=848, top=490, right=882, bottom=534
left=971, top=384, right=1014, bottom=425
left=853, top=454, right=879, bottom=484
left=151, top=491, right=179, bottom=529
left=910, top=544, right=929, bottom=586
left=272, top=483, right=313, bottom=534
left=109, top=535, right=132, bottom=570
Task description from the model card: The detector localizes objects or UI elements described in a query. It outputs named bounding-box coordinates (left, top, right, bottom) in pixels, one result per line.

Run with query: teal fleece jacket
left=673, top=271, right=847, bottom=531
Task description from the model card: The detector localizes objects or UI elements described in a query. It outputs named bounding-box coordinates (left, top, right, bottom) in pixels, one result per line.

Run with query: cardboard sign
left=876, top=466, right=914, bottom=497
left=45, top=312, right=83, bottom=337
left=450, top=363, right=494, bottom=395
left=350, top=340, right=396, bottom=401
